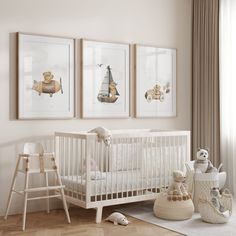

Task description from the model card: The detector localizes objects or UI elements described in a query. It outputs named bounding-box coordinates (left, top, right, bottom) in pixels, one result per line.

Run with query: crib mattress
left=61, top=170, right=171, bottom=196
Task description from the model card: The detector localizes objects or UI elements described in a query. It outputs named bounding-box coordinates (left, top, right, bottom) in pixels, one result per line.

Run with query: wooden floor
left=0, top=204, right=182, bottom=236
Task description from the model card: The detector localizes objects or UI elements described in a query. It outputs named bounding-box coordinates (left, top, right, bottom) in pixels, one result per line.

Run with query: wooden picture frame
left=135, top=44, right=176, bottom=118
left=18, top=33, right=75, bottom=119
left=81, top=39, right=130, bottom=118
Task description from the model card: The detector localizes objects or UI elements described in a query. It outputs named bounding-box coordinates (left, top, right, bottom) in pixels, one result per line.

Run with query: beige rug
left=117, top=201, right=236, bottom=236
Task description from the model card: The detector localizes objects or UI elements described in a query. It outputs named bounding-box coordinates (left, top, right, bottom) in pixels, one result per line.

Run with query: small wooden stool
left=4, top=142, right=71, bottom=230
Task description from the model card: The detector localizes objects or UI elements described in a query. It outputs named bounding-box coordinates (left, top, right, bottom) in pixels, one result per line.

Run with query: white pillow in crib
left=91, top=171, right=106, bottom=180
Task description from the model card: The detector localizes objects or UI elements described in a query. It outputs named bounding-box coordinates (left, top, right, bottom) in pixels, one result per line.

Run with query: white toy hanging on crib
left=88, top=126, right=112, bottom=146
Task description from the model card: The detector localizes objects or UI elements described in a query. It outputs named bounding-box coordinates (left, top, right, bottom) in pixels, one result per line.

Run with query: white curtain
left=220, top=0, right=236, bottom=194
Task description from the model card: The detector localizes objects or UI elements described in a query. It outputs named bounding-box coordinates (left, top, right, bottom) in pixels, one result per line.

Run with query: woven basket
left=198, top=189, right=233, bottom=224
left=193, top=172, right=219, bottom=212
left=153, top=192, right=194, bottom=220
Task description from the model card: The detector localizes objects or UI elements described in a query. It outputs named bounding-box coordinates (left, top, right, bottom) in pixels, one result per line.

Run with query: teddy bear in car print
left=144, top=82, right=170, bottom=102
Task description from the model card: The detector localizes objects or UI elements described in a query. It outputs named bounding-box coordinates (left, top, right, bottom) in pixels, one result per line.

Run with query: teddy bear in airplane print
left=32, top=71, right=63, bottom=97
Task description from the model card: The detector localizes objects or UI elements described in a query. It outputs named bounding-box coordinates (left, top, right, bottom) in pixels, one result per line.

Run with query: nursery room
left=0, top=0, right=235, bottom=235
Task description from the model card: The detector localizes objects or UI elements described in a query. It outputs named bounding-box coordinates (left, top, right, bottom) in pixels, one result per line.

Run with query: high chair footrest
left=25, top=185, right=65, bottom=192
left=28, top=194, right=61, bottom=201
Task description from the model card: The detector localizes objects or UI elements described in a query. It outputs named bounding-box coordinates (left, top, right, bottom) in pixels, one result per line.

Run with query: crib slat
left=80, top=139, right=83, bottom=201
left=160, top=136, right=163, bottom=191
left=173, top=136, right=176, bottom=175
left=95, top=140, right=98, bottom=202
left=121, top=139, right=124, bottom=198
left=169, top=136, right=172, bottom=186
left=100, top=140, right=103, bottom=198
left=105, top=143, right=108, bottom=201
left=127, top=138, right=130, bottom=196
left=136, top=138, right=139, bottom=195
left=145, top=137, right=147, bottom=193
left=131, top=138, right=134, bottom=196
left=168, top=136, right=170, bottom=186
left=68, top=138, right=72, bottom=195
left=58, top=136, right=61, bottom=175
left=75, top=138, right=79, bottom=200
left=154, top=137, right=158, bottom=192
left=147, top=137, right=150, bottom=192
left=110, top=143, right=113, bottom=200
left=116, top=138, right=118, bottom=198
left=85, top=137, right=91, bottom=204
left=150, top=137, right=153, bottom=192
left=176, top=135, right=180, bottom=173
left=71, top=138, right=75, bottom=198
left=63, top=137, right=66, bottom=187
left=186, top=132, right=191, bottom=165
left=165, top=136, right=167, bottom=188
left=180, top=136, right=183, bottom=170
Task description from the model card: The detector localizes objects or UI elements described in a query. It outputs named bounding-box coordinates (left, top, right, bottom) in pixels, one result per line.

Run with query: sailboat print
left=97, top=65, right=120, bottom=103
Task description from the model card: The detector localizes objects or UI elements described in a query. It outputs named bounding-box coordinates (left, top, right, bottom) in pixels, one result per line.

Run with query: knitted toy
left=210, top=187, right=225, bottom=212
left=194, top=148, right=217, bottom=173
left=167, top=170, right=190, bottom=201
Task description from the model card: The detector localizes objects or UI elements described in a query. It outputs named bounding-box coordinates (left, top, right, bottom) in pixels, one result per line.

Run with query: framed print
left=18, top=33, right=75, bottom=119
left=81, top=39, right=129, bottom=118
left=135, top=45, right=176, bottom=117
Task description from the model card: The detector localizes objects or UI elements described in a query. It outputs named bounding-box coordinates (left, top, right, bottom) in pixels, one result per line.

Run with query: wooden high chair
left=4, top=142, right=71, bottom=230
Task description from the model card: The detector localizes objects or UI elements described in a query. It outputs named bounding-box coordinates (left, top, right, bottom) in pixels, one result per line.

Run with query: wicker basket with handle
left=198, top=189, right=233, bottom=224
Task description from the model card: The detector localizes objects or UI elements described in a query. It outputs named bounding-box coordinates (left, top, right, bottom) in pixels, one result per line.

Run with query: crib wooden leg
left=96, top=206, right=103, bottom=223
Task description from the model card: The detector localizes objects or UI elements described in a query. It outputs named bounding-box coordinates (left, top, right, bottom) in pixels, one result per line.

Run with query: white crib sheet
left=61, top=170, right=171, bottom=196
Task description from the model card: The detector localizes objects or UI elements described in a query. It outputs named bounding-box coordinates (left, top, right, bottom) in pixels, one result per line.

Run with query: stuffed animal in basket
left=167, top=170, right=189, bottom=199
left=198, top=188, right=232, bottom=223
left=210, top=187, right=225, bottom=212
left=194, top=148, right=217, bottom=173
left=88, top=127, right=112, bottom=146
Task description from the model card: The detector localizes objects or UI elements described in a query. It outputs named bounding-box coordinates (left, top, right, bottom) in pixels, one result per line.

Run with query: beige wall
left=0, top=0, right=192, bottom=215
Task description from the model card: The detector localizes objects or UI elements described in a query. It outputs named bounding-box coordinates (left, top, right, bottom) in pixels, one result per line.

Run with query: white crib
left=55, top=129, right=190, bottom=223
